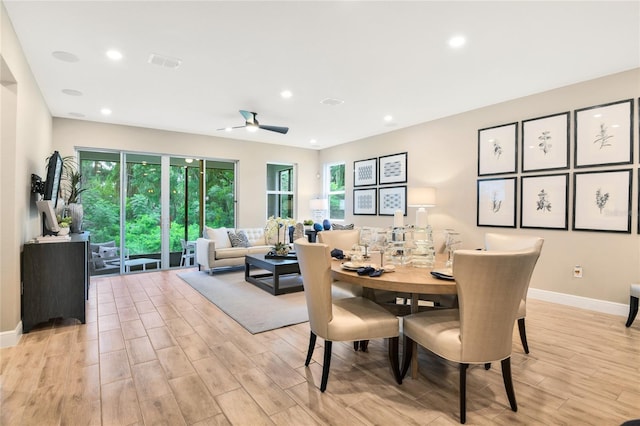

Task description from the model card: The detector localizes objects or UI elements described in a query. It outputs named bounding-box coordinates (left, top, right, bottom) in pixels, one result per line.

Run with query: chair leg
left=360, top=340, right=369, bottom=352
left=387, top=336, right=402, bottom=384
left=626, top=296, right=639, bottom=327
left=501, top=357, right=518, bottom=412
left=305, top=332, right=317, bottom=366
left=320, top=341, right=332, bottom=392
left=353, top=341, right=359, bottom=351
left=517, top=318, right=530, bottom=354
left=460, top=363, right=468, bottom=424
left=400, top=335, right=414, bottom=379
left=484, top=363, right=491, bottom=370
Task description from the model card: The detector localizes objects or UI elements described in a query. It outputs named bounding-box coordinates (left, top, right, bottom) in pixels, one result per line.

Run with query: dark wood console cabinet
left=21, top=233, right=90, bottom=333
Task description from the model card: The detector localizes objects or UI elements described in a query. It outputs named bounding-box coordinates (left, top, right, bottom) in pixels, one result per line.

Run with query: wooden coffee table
left=244, top=253, right=303, bottom=295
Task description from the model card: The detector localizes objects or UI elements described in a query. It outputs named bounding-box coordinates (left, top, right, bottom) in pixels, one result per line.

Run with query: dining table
left=330, top=254, right=457, bottom=379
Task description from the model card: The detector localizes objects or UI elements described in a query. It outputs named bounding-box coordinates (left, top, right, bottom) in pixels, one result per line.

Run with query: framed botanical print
left=574, top=99, right=634, bottom=168
left=378, top=152, right=407, bottom=185
left=521, top=112, right=570, bottom=172
left=353, top=157, right=377, bottom=187
left=378, top=186, right=407, bottom=216
left=477, top=177, right=517, bottom=228
left=520, top=173, right=569, bottom=230
left=353, top=188, right=377, bottom=215
left=478, top=122, right=518, bottom=176
left=573, top=169, right=632, bottom=233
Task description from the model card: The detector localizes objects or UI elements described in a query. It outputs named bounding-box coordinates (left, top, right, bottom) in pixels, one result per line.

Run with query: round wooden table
left=331, top=257, right=457, bottom=378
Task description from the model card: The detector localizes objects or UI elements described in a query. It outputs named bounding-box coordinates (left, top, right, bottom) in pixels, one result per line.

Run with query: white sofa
left=196, top=226, right=285, bottom=274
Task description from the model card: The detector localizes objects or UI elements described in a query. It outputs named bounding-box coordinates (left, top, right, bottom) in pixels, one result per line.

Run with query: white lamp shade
left=407, top=187, right=436, bottom=207
left=310, top=198, right=329, bottom=210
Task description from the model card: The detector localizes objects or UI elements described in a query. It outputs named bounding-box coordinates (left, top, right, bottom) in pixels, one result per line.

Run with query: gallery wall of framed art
left=476, top=97, right=636, bottom=234
left=352, top=152, right=407, bottom=217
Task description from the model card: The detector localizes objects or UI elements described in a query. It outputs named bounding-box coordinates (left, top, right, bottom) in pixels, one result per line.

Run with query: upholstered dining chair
left=401, top=248, right=541, bottom=424
left=294, top=238, right=402, bottom=391
left=484, top=233, right=544, bottom=354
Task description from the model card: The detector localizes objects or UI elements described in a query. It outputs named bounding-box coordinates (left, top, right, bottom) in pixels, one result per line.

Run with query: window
left=267, top=163, right=295, bottom=219
left=326, top=162, right=345, bottom=220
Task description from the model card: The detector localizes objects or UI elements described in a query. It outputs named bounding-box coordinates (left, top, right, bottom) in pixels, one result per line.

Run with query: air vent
left=320, top=98, right=344, bottom=106
left=148, top=53, right=182, bottom=69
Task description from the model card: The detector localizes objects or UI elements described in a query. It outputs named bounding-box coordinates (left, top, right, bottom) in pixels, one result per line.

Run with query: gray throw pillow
left=228, top=230, right=251, bottom=247
left=332, top=223, right=355, bottom=230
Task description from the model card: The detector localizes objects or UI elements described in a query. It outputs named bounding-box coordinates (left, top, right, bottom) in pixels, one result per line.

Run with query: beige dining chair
left=484, top=233, right=544, bottom=354
left=294, top=238, right=402, bottom=391
left=401, top=248, right=541, bottom=423
left=317, top=229, right=364, bottom=298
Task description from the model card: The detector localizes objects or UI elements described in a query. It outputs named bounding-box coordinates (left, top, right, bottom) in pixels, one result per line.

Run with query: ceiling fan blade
left=259, top=124, right=289, bottom=134
left=239, top=110, right=255, bottom=122
left=216, top=125, right=246, bottom=131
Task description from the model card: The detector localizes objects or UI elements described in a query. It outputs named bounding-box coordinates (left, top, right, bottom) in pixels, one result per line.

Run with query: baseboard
left=0, top=321, right=23, bottom=348
left=528, top=288, right=628, bottom=317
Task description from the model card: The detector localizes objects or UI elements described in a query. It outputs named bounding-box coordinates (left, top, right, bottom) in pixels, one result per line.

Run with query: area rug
left=177, top=270, right=308, bottom=334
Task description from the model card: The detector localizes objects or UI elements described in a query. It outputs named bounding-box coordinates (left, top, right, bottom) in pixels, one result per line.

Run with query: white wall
left=52, top=119, right=320, bottom=228
left=320, top=68, right=640, bottom=306
left=1, top=2, right=53, bottom=339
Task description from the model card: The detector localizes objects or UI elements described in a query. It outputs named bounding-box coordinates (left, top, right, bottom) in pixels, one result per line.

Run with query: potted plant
left=60, top=157, right=86, bottom=233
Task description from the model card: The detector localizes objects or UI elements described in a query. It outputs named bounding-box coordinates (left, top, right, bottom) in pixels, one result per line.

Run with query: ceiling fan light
left=246, top=125, right=258, bottom=132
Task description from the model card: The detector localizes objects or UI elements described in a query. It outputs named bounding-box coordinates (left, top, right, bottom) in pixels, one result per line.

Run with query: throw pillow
left=99, top=246, right=118, bottom=260
left=332, top=223, right=355, bottom=230
left=228, top=230, right=251, bottom=247
left=205, top=227, right=231, bottom=249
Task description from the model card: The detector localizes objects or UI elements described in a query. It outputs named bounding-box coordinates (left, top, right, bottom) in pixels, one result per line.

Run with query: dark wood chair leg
left=305, top=332, right=317, bottom=366
left=626, top=296, right=639, bottom=327
left=400, top=335, right=413, bottom=379
left=320, top=341, right=332, bottom=392
left=517, top=318, right=530, bottom=354
left=353, top=341, right=359, bottom=351
left=484, top=363, right=491, bottom=370
left=501, top=357, right=517, bottom=412
left=360, top=340, right=369, bottom=352
left=387, top=336, right=402, bottom=384
left=460, top=363, right=468, bottom=424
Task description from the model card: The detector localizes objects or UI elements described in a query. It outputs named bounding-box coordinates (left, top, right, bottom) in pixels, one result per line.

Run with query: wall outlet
left=573, top=265, right=583, bottom=278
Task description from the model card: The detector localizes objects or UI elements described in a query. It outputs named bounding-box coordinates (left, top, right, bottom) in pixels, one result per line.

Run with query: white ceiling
left=4, top=1, right=639, bottom=150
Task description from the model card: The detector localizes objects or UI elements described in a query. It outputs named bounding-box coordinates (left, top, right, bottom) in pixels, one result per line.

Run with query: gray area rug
left=177, top=270, right=308, bottom=334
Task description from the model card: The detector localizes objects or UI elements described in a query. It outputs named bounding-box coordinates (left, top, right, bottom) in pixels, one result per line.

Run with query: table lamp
left=407, top=187, right=436, bottom=228
left=310, top=198, right=328, bottom=223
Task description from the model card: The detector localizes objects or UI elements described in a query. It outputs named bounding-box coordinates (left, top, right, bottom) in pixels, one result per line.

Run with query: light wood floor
left=1, top=269, right=639, bottom=425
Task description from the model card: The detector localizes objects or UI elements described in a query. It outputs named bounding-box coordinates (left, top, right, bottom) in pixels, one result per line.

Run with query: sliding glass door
left=79, top=150, right=236, bottom=275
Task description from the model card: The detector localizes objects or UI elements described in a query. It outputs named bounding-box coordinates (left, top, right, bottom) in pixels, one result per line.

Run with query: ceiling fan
left=218, top=110, right=289, bottom=134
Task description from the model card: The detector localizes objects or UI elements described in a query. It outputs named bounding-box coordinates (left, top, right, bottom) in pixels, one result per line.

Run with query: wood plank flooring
left=1, top=269, right=638, bottom=425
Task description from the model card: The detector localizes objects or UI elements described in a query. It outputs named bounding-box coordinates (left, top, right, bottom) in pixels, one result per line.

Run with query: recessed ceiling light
left=384, top=115, right=393, bottom=122
left=100, top=108, right=112, bottom=116
left=310, top=139, right=317, bottom=145
left=448, top=35, right=466, bottom=48
left=280, top=90, right=293, bottom=99
left=106, top=50, right=123, bottom=61
left=52, top=51, right=79, bottom=63
left=62, top=89, right=83, bottom=96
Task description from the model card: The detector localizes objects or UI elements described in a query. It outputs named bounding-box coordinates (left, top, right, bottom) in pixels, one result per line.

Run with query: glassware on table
left=444, top=229, right=462, bottom=268
left=369, top=228, right=388, bottom=268
left=412, top=225, right=435, bottom=268
left=359, top=227, right=373, bottom=259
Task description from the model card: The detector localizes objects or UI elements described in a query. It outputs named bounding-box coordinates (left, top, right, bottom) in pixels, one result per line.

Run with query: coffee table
left=244, top=253, right=303, bottom=295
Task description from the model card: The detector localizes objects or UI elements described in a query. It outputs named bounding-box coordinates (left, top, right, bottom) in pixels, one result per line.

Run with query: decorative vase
left=275, top=247, right=290, bottom=256
left=322, top=219, right=331, bottom=230
left=68, top=203, right=83, bottom=233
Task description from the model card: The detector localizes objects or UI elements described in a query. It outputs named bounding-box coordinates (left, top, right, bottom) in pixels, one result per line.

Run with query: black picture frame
left=521, top=112, right=570, bottom=172
left=477, top=177, right=517, bottom=228
left=353, top=157, right=377, bottom=187
left=572, top=169, right=632, bottom=233
left=520, top=173, right=569, bottom=230
left=378, top=152, right=407, bottom=185
left=574, top=98, right=634, bottom=168
left=477, top=122, right=518, bottom=176
left=378, top=186, right=407, bottom=216
left=353, top=188, right=377, bottom=215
